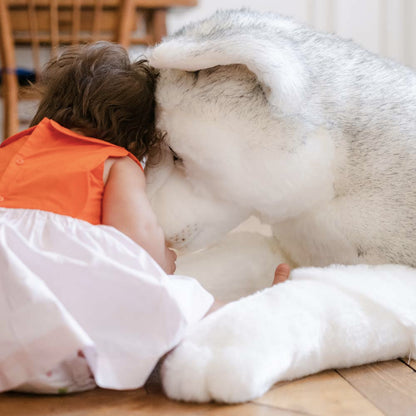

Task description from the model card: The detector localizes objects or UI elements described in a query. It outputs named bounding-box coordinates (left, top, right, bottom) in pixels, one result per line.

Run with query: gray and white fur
left=145, top=9, right=416, bottom=403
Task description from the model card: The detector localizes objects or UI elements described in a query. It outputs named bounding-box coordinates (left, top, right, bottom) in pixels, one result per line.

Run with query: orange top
left=0, top=118, right=143, bottom=224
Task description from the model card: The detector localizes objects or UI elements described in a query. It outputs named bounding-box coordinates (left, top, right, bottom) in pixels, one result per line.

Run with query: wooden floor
left=1, top=358, right=415, bottom=416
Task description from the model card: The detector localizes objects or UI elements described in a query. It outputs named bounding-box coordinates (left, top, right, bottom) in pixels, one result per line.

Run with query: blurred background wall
left=2, top=0, right=415, bottom=140
left=166, top=0, right=416, bottom=69
left=11, top=0, right=416, bottom=72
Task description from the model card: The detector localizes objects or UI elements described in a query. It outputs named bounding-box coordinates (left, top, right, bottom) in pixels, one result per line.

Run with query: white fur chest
left=273, top=208, right=360, bottom=267
left=272, top=190, right=413, bottom=267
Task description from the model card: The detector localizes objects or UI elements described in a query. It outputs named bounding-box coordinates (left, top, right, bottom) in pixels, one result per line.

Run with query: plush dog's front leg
left=176, top=230, right=291, bottom=302
left=161, top=264, right=416, bottom=403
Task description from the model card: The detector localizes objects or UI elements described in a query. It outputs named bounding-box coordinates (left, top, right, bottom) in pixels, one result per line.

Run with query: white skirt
left=0, top=208, right=213, bottom=393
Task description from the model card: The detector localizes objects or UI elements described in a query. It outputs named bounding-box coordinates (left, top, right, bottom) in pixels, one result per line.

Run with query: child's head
left=31, top=41, right=162, bottom=160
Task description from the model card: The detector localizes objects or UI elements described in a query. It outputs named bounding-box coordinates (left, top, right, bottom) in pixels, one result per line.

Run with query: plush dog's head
left=146, top=10, right=336, bottom=252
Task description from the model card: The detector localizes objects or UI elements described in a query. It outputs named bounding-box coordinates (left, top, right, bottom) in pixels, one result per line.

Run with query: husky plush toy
left=145, top=9, right=416, bottom=403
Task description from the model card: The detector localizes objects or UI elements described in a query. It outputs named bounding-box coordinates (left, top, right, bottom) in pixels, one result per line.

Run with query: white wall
left=166, top=0, right=416, bottom=69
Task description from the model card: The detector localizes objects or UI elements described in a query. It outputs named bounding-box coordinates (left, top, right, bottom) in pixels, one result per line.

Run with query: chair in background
left=0, top=0, right=197, bottom=140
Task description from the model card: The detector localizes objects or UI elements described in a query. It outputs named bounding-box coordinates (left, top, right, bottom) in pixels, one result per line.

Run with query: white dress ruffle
left=0, top=208, right=213, bottom=393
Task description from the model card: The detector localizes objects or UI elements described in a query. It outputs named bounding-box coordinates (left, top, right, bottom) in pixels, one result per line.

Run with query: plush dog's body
left=146, top=9, right=416, bottom=403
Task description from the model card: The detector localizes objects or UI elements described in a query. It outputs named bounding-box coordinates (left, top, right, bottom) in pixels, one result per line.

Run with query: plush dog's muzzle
left=146, top=160, right=250, bottom=252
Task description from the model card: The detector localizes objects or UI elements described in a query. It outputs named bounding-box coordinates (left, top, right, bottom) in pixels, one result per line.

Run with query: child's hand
left=272, top=263, right=291, bottom=285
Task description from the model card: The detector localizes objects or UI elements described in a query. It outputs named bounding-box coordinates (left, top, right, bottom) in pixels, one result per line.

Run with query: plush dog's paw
left=161, top=270, right=416, bottom=403
left=161, top=288, right=294, bottom=403
left=161, top=326, right=272, bottom=403
left=161, top=341, right=213, bottom=402
left=161, top=339, right=271, bottom=403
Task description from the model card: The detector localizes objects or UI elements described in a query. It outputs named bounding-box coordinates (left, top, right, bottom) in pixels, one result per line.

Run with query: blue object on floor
left=0, top=68, right=36, bottom=86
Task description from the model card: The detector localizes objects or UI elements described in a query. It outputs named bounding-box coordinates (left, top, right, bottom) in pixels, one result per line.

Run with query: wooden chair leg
left=152, top=9, right=167, bottom=44
left=118, top=0, right=135, bottom=48
left=1, top=72, right=19, bottom=140
left=0, top=0, right=19, bottom=140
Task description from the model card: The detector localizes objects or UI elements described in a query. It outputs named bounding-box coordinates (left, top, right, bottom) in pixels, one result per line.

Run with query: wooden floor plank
left=406, top=359, right=416, bottom=371
left=254, top=370, right=384, bottom=416
left=398, top=357, right=416, bottom=372
left=337, top=359, right=416, bottom=416
left=1, top=359, right=414, bottom=416
left=0, top=389, right=209, bottom=416
left=0, top=389, right=307, bottom=416
left=0, top=389, right=314, bottom=416
left=201, top=402, right=307, bottom=416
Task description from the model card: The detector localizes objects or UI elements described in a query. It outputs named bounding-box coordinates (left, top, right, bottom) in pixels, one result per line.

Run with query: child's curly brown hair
left=30, top=41, right=163, bottom=161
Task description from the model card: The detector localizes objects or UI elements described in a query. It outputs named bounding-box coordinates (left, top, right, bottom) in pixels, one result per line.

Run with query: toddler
left=0, top=41, right=213, bottom=394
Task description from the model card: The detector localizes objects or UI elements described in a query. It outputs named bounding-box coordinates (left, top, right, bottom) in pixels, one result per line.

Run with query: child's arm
left=102, top=157, right=177, bottom=274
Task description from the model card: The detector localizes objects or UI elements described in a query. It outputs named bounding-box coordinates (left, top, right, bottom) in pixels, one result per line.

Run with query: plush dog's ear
left=149, top=11, right=307, bottom=114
